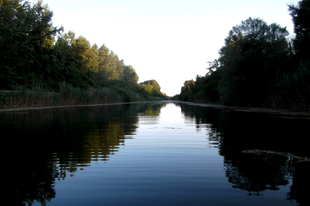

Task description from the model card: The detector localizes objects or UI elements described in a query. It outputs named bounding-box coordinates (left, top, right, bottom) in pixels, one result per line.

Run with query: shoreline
left=1, top=100, right=310, bottom=119
left=178, top=101, right=310, bottom=118
left=0, top=101, right=160, bottom=113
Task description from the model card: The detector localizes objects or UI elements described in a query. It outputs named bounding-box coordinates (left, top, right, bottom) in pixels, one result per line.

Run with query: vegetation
left=0, top=0, right=166, bottom=108
left=139, top=79, right=166, bottom=99
left=178, top=0, right=310, bottom=110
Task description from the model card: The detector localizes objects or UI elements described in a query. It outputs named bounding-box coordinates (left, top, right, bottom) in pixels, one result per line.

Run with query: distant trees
left=179, top=73, right=221, bottom=103
left=0, top=0, right=134, bottom=90
left=178, top=80, right=193, bottom=101
left=0, top=0, right=166, bottom=105
left=181, top=80, right=195, bottom=93
left=179, top=1, right=310, bottom=109
left=140, top=79, right=165, bottom=97
left=51, top=31, right=129, bottom=89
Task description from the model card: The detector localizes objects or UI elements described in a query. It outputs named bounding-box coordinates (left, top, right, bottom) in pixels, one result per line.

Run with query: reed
left=58, top=83, right=123, bottom=105
left=0, top=83, right=142, bottom=108
left=0, top=88, right=58, bottom=108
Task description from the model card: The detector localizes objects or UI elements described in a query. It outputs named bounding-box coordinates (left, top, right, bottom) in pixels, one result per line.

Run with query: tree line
left=0, top=0, right=166, bottom=107
left=178, top=0, right=310, bottom=110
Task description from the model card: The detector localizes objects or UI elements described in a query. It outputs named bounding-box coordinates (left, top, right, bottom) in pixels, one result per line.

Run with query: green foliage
left=172, top=94, right=180, bottom=100
left=198, top=71, right=221, bottom=103
left=181, top=79, right=195, bottom=93
left=0, top=83, right=126, bottom=108
left=0, top=91, right=12, bottom=106
left=288, top=0, right=310, bottom=62
left=179, top=80, right=193, bottom=101
left=139, top=79, right=164, bottom=97
left=0, top=87, right=59, bottom=108
left=110, top=86, right=141, bottom=102
left=130, top=84, right=152, bottom=99
left=0, top=0, right=62, bottom=89
left=180, top=17, right=292, bottom=106
left=218, top=17, right=290, bottom=106
left=59, top=83, right=122, bottom=105
left=179, top=14, right=310, bottom=109
left=266, top=62, right=310, bottom=109
left=179, top=72, right=221, bottom=103
left=176, top=2, right=310, bottom=109
left=122, top=65, right=139, bottom=86
left=0, top=1, right=164, bottom=106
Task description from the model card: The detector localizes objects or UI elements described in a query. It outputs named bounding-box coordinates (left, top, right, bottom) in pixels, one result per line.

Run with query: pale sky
left=28, top=0, right=299, bottom=96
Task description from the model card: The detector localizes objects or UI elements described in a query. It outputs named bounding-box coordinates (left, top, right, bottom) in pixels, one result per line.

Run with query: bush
left=0, top=83, right=126, bottom=108
left=265, top=62, right=310, bottom=109
left=0, top=87, right=59, bottom=108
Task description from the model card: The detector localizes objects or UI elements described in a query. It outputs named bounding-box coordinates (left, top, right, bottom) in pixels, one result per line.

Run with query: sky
left=28, top=0, right=299, bottom=96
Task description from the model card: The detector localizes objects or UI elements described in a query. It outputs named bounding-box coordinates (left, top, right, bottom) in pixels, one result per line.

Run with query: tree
left=181, top=79, right=195, bottom=94
left=140, top=79, right=162, bottom=96
left=179, top=79, right=195, bottom=101
left=207, top=59, right=219, bottom=74
left=122, top=65, right=139, bottom=86
left=218, top=17, right=290, bottom=106
left=281, top=0, right=310, bottom=109
left=0, top=0, right=62, bottom=89
left=108, top=52, right=122, bottom=80
left=288, top=0, right=310, bottom=62
left=96, top=44, right=110, bottom=86
left=97, top=47, right=124, bottom=82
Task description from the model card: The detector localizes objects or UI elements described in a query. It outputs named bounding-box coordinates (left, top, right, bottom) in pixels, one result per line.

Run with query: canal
left=0, top=101, right=309, bottom=205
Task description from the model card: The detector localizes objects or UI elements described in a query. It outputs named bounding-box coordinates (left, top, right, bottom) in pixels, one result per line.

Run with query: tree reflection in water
left=178, top=103, right=310, bottom=205
left=0, top=103, right=164, bottom=205
left=1, top=102, right=310, bottom=205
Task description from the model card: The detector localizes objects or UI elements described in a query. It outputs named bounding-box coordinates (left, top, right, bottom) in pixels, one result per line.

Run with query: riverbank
left=175, top=101, right=310, bottom=119
left=0, top=100, right=167, bottom=113
left=0, top=82, right=168, bottom=110
left=1, top=100, right=310, bottom=119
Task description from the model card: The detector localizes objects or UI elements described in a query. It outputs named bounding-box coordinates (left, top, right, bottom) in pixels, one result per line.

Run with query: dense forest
left=0, top=0, right=166, bottom=108
left=177, top=0, right=310, bottom=110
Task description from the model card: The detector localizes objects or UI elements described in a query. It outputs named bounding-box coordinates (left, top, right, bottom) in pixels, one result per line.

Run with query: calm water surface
left=1, top=101, right=309, bottom=205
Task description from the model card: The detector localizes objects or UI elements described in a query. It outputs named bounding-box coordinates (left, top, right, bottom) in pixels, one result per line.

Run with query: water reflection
left=1, top=101, right=310, bottom=205
left=178, top=102, right=310, bottom=205
left=0, top=103, right=165, bottom=205
left=136, top=103, right=162, bottom=125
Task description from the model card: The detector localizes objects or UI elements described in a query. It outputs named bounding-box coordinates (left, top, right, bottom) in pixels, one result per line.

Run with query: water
left=0, top=101, right=309, bottom=205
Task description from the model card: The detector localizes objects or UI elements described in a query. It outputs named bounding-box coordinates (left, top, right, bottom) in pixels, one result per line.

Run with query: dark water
left=1, top=101, right=309, bottom=206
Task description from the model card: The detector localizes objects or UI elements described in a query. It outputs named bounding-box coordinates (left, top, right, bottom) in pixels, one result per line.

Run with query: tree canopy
left=0, top=0, right=62, bottom=88
left=288, top=0, right=310, bottom=62
left=218, top=17, right=290, bottom=105
left=179, top=5, right=310, bottom=109
left=140, top=79, right=164, bottom=97
left=0, top=0, right=166, bottom=104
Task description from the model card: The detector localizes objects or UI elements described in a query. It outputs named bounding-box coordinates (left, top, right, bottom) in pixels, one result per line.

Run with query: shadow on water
left=177, top=102, right=310, bottom=205
left=0, top=102, right=165, bottom=205
left=1, top=101, right=310, bottom=205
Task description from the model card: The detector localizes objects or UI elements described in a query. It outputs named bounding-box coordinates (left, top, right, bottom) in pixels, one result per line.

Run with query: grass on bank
left=0, top=83, right=165, bottom=108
